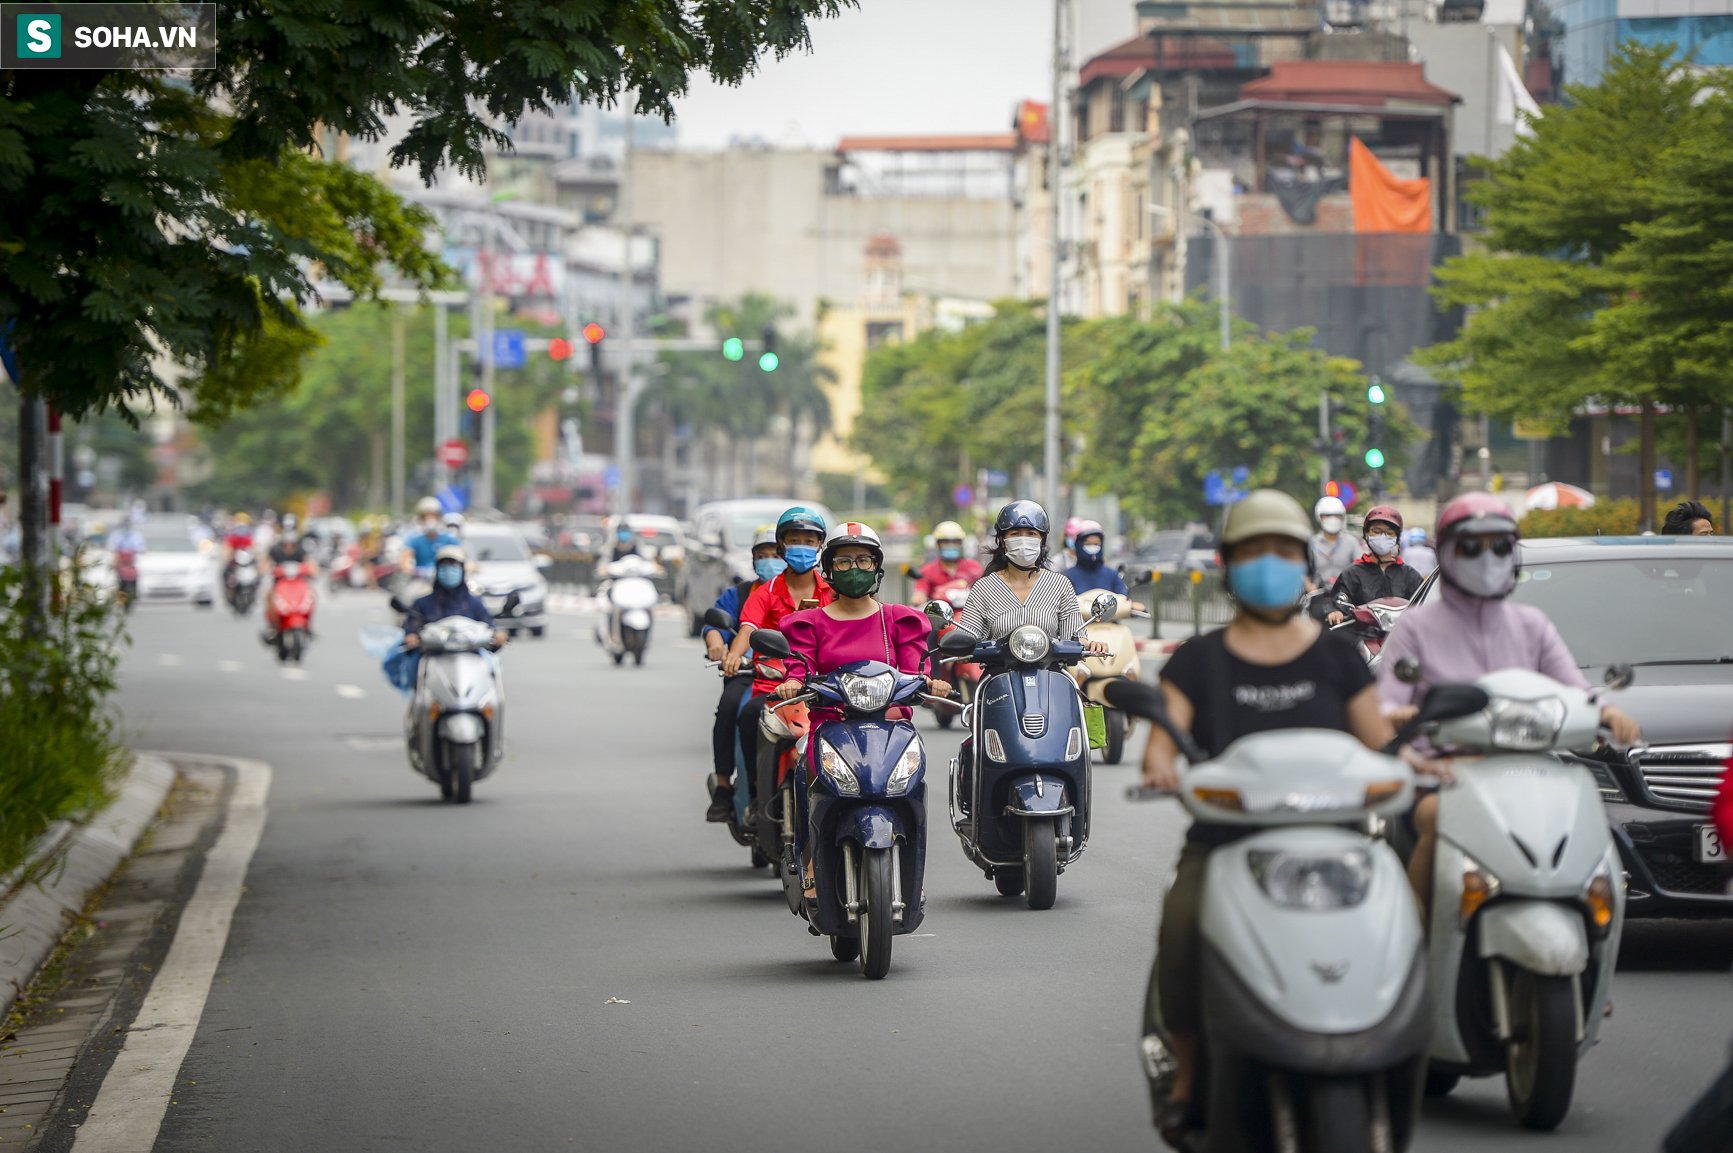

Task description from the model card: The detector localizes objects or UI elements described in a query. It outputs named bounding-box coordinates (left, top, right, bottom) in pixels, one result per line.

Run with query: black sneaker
left=706, top=783, right=735, bottom=823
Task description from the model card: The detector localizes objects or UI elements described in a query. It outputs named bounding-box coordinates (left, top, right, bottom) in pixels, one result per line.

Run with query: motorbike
left=941, top=593, right=1115, bottom=910
left=1396, top=659, right=1628, bottom=1130
left=1106, top=677, right=1487, bottom=1153
left=327, top=544, right=369, bottom=591
left=1073, top=590, right=1150, bottom=764
left=747, top=625, right=946, bottom=979
left=263, top=561, right=315, bottom=664
left=701, top=606, right=797, bottom=872
left=115, top=548, right=139, bottom=612
left=595, top=554, right=661, bottom=665
left=923, top=585, right=980, bottom=729
left=225, top=549, right=260, bottom=616
left=404, top=604, right=512, bottom=803
left=1330, top=595, right=1409, bottom=671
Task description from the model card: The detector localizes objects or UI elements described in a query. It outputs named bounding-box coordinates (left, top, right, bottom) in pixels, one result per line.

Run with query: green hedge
left=1522, top=499, right=1642, bottom=538
left=0, top=568, right=126, bottom=878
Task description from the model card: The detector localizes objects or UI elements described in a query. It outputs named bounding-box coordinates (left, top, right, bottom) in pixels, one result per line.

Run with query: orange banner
left=1349, top=137, right=1431, bottom=234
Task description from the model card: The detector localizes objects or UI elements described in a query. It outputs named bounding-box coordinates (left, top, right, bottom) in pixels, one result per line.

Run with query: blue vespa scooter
left=747, top=627, right=946, bottom=979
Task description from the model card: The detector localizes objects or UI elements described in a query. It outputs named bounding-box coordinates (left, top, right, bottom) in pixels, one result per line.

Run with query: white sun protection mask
left=1444, top=545, right=1518, bottom=598
left=1367, top=535, right=1398, bottom=558
left=1004, top=538, right=1043, bottom=569
left=1320, top=516, right=1345, bottom=534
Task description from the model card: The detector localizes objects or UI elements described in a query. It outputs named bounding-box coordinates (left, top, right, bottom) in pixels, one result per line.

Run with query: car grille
left=1632, top=843, right=1727, bottom=895
left=1632, top=744, right=1730, bottom=812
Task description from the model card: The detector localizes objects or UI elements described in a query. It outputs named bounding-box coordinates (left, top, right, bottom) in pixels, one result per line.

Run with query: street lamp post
left=1149, top=203, right=1230, bottom=352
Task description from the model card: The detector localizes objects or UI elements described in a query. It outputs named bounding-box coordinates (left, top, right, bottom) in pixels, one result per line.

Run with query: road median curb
left=0, top=752, right=177, bottom=1022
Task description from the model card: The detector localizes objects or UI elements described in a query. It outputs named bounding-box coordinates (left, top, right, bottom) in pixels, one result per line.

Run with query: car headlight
left=840, top=671, right=895, bottom=713
left=887, top=739, right=924, bottom=795
left=1007, top=624, right=1051, bottom=664
left=1461, top=852, right=1501, bottom=924
left=1584, top=854, right=1616, bottom=937
left=817, top=738, right=860, bottom=795
left=1247, top=849, right=1372, bottom=910
left=1487, top=696, right=1566, bottom=752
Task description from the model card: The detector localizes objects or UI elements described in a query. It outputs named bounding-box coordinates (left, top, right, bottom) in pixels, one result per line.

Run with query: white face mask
left=1004, top=538, right=1043, bottom=569
left=1367, top=535, right=1398, bottom=558
left=1320, top=516, right=1345, bottom=535
left=1446, top=549, right=1517, bottom=598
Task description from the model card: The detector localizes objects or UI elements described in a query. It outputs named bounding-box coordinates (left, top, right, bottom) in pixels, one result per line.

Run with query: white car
left=463, top=524, right=549, bottom=636
left=127, top=521, right=218, bottom=606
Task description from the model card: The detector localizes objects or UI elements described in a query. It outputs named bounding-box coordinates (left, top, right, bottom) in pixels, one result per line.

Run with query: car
left=1117, top=528, right=1218, bottom=586
left=461, top=523, right=551, bottom=637
left=679, top=497, right=836, bottom=636
left=1411, top=534, right=1733, bottom=919
left=126, top=518, right=218, bottom=606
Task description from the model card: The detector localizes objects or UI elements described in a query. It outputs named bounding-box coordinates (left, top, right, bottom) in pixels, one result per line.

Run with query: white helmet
left=1314, top=495, right=1347, bottom=520
left=750, top=524, right=778, bottom=551
left=416, top=496, right=442, bottom=517
left=820, top=520, right=884, bottom=571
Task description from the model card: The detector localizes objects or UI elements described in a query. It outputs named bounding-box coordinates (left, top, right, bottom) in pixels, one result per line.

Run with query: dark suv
left=1414, top=535, right=1733, bottom=917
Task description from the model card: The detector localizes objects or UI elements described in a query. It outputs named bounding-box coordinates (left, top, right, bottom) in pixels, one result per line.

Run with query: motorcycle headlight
left=1246, top=849, right=1372, bottom=910
left=887, top=738, right=924, bottom=795
left=1584, top=854, right=1616, bottom=937
left=840, top=671, right=894, bottom=713
left=1007, top=625, right=1051, bottom=664
left=1486, top=696, right=1566, bottom=752
left=1461, top=852, right=1501, bottom=924
left=817, top=739, right=861, bottom=796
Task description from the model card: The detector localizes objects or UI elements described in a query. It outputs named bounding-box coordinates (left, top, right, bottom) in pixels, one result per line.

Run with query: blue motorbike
left=936, top=593, right=1116, bottom=910
left=748, top=627, right=943, bottom=979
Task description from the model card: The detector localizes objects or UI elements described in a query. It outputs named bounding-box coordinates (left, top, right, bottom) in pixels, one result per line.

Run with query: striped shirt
left=956, top=569, right=1085, bottom=643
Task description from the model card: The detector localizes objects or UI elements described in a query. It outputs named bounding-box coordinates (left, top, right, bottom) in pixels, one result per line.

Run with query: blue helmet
left=994, top=500, right=1049, bottom=538
left=775, top=505, right=827, bottom=543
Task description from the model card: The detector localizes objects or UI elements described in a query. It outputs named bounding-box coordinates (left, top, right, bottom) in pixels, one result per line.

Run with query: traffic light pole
left=1041, top=0, right=1066, bottom=525
left=615, top=98, right=637, bottom=517
left=1319, top=391, right=1330, bottom=494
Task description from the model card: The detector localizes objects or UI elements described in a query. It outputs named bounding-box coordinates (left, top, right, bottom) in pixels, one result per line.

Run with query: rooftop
left=836, top=134, right=1020, bottom=154
left=1079, top=32, right=1240, bottom=84
left=1239, top=60, right=1460, bottom=106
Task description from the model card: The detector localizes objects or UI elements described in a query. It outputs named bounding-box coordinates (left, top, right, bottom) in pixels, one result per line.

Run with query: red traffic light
left=582, top=323, right=605, bottom=344
left=466, top=389, right=491, bottom=412
left=548, top=338, right=572, bottom=361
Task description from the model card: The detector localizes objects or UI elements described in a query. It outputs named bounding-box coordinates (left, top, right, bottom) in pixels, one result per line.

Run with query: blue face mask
left=616, top=529, right=631, bottom=543
left=1228, top=554, right=1307, bottom=611
left=938, top=545, right=962, bottom=562
left=436, top=564, right=464, bottom=589
left=754, top=556, right=787, bottom=582
left=783, top=545, right=819, bottom=574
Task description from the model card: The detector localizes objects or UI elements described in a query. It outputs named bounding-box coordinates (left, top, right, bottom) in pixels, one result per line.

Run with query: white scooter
left=1108, top=679, right=1488, bottom=1153
left=595, top=554, right=661, bottom=666
left=1398, top=661, right=1627, bottom=1130
left=405, top=612, right=509, bottom=803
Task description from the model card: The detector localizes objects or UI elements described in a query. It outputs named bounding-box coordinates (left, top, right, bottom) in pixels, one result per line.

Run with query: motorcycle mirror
left=1091, top=593, right=1119, bottom=623
left=501, top=591, right=521, bottom=617
left=1103, top=680, right=1207, bottom=765
left=923, top=599, right=954, bottom=626
left=937, top=627, right=980, bottom=655
left=703, top=607, right=738, bottom=632
left=1394, top=656, right=1423, bottom=684
left=1603, top=662, right=1635, bottom=690
left=748, top=628, right=793, bottom=660
left=1384, top=682, right=1492, bottom=755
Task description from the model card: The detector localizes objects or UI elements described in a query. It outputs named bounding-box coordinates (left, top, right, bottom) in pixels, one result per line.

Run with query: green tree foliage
left=1, top=0, right=851, bottom=417
left=656, top=292, right=832, bottom=446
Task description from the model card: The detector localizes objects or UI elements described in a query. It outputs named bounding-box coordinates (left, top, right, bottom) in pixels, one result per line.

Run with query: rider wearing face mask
left=610, top=522, right=638, bottom=563
left=1324, top=505, right=1424, bottom=625
left=954, top=501, right=1108, bottom=656
left=401, top=546, right=506, bottom=650
left=1377, top=493, right=1641, bottom=908
left=704, top=526, right=784, bottom=822
left=1062, top=519, right=1128, bottom=596
left=1309, top=495, right=1358, bottom=587
left=402, top=497, right=459, bottom=577
left=911, top=520, right=983, bottom=605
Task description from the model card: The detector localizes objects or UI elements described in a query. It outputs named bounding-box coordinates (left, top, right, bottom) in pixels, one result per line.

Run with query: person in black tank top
left=1136, top=491, right=1393, bottom=1147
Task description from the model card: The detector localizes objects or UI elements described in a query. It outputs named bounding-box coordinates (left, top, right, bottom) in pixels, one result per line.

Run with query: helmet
left=1314, top=495, right=1347, bottom=520
left=435, top=545, right=466, bottom=565
left=443, top=511, right=464, bottom=528
left=282, top=513, right=298, bottom=532
left=1064, top=516, right=1084, bottom=541
left=821, top=521, right=885, bottom=571
left=416, top=496, right=442, bottom=517
left=1221, top=489, right=1312, bottom=553
left=776, top=505, right=827, bottom=543
left=994, top=500, right=1050, bottom=537
left=1362, top=505, right=1403, bottom=534
left=932, top=520, right=965, bottom=542
left=1072, top=518, right=1105, bottom=543
left=1436, top=492, right=1518, bottom=541
left=1404, top=527, right=1429, bottom=546
left=750, top=524, right=778, bottom=551
left=233, top=512, right=252, bottom=526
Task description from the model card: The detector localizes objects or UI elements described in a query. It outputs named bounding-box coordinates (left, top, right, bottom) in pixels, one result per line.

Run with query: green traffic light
left=1365, top=448, right=1385, bottom=468
left=1367, top=384, right=1386, bottom=404
left=722, top=337, right=744, bottom=361
left=759, top=352, right=779, bottom=372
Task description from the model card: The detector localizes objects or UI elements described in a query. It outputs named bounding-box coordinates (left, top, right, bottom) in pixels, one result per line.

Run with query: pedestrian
left=1662, top=500, right=1715, bottom=536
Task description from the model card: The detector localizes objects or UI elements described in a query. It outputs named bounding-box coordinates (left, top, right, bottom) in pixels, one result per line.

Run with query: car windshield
left=466, top=534, right=529, bottom=562
left=730, top=511, right=782, bottom=548
left=1507, top=557, right=1733, bottom=666
left=141, top=532, right=198, bottom=552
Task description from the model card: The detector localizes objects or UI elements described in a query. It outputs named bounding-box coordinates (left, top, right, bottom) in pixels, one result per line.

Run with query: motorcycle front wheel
left=448, top=742, right=476, bottom=804
left=858, top=846, right=894, bottom=979
left=1505, top=967, right=1577, bottom=1129
left=1023, top=816, right=1057, bottom=910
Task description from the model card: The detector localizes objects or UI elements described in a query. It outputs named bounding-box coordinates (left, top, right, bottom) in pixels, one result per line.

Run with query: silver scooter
left=1109, top=680, right=1488, bottom=1153
left=1401, top=662, right=1628, bottom=1130
left=595, top=554, right=661, bottom=666
left=405, top=610, right=510, bottom=803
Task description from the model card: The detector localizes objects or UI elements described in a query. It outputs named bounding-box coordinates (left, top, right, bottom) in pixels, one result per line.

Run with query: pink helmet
left=1436, top=492, right=1518, bottom=541
left=1064, top=516, right=1084, bottom=541
left=1072, top=518, right=1105, bottom=541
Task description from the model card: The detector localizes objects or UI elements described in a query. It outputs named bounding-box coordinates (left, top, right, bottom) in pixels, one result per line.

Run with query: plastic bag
left=358, top=624, right=404, bottom=659
left=382, top=646, right=420, bottom=698
left=1084, top=704, right=1107, bottom=750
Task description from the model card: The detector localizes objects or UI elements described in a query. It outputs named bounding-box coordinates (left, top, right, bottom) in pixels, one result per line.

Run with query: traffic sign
left=951, top=483, right=975, bottom=509
left=436, top=439, right=469, bottom=469
left=604, top=464, right=621, bottom=491
left=984, top=469, right=1010, bottom=488
left=1204, top=469, right=1249, bottom=506
left=1325, top=479, right=1359, bottom=509
left=1656, top=469, right=1673, bottom=491
left=492, top=329, right=525, bottom=369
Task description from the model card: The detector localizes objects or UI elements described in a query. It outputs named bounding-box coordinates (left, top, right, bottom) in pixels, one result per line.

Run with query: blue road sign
left=984, top=469, right=1010, bottom=488
left=604, top=464, right=621, bottom=491
left=1204, top=468, right=1250, bottom=506
left=952, top=484, right=975, bottom=508
left=1656, top=469, right=1673, bottom=491
left=493, top=329, right=525, bottom=369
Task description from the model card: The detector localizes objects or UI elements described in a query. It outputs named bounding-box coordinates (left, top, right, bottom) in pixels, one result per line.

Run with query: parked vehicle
left=1108, top=678, right=1469, bottom=1153
left=1399, top=661, right=1626, bottom=1129
left=404, top=609, right=511, bottom=803
left=225, top=548, right=260, bottom=615
left=464, top=523, right=550, bottom=637
left=595, top=554, right=661, bottom=665
left=922, top=586, right=980, bottom=729
left=264, top=561, right=315, bottom=664
left=942, top=594, right=1114, bottom=909
left=1074, top=590, right=1149, bottom=763
left=747, top=626, right=938, bottom=979
left=128, top=520, right=218, bottom=606
left=679, top=498, right=835, bottom=635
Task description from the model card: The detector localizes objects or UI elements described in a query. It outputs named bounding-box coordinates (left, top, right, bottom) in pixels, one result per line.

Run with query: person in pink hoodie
left=1378, top=493, right=1641, bottom=907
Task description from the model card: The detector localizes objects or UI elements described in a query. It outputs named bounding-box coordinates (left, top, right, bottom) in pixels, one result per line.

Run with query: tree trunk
left=18, top=395, right=48, bottom=633
left=1640, top=397, right=1657, bottom=532
left=1686, top=409, right=1699, bottom=500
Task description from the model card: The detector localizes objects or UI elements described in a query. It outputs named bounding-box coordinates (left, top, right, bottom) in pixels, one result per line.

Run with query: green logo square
left=17, top=13, right=61, bottom=57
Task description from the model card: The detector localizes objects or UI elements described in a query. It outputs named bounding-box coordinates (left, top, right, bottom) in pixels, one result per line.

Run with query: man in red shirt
left=910, top=519, right=982, bottom=606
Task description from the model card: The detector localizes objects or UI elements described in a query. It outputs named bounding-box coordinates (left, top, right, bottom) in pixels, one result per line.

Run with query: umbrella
left=1524, top=482, right=1595, bottom=511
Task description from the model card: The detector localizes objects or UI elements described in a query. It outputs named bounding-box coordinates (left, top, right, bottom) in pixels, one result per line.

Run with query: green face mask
left=830, top=567, right=879, bottom=599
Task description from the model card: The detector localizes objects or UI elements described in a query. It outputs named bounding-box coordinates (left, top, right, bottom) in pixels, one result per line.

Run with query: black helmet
left=994, top=500, right=1049, bottom=538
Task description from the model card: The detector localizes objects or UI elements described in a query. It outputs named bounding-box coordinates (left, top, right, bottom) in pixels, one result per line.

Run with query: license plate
left=1696, top=824, right=1727, bottom=864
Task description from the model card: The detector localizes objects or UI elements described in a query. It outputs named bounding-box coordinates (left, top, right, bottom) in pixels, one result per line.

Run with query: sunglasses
left=1454, top=537, right=1514, bottom=559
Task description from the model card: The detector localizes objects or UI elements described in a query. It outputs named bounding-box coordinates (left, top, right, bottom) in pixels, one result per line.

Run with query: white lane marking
left=334, top=684, right=366, bottom=699
left=280, top=668, right=309, bottom=681
left=73, top=759, right=271, bottom=1153
left=156, top=654, right=182, bottom=666
left=216, top=660, right=242, bottom=673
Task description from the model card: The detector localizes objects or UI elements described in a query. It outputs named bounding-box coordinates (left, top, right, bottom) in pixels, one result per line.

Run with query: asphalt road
left=95, top=589, right=1733, bottom=1152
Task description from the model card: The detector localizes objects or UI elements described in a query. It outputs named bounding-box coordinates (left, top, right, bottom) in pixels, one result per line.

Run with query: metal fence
left=1128, top=571, right=1234, bottom=640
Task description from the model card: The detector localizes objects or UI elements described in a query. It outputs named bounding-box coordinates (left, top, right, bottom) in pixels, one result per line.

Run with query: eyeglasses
left=830, top=555, right=879, bottom=572
left=1454, top=537, right=1514, bottom=559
